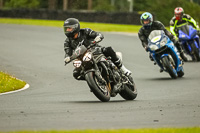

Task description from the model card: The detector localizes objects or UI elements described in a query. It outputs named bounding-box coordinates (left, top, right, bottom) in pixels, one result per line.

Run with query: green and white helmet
left=140, top=12, right=153, bottom=29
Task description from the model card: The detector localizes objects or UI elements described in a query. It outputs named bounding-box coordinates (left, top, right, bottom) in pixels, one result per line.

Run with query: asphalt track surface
left=0, top=24, right=200, bottom=131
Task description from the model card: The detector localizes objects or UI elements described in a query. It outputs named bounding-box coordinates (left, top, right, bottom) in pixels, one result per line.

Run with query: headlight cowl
left=83, top=52, right=92, bottom=61
left=73, top=60, right=82, bottom=68
left=149, top=45, right=159, bottom=51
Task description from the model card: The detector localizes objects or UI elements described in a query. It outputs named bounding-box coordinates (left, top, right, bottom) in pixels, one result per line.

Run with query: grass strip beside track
left=0, top=18, right=141, bottom=33
left=1, top=127, right=200, bottom=133
left=0, top=71, right=26, bottom=93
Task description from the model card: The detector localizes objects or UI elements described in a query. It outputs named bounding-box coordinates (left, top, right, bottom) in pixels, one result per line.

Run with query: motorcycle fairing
left=148, top=30, right=182, bottom=72
left=178, top=25, right=200, bottom=53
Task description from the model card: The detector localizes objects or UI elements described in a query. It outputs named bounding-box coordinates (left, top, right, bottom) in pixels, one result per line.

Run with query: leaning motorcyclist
left=63, top=18, right=131, bottom=80
left=138, top=12, right=188, bottom=62
left=170, top=7, right=200, bottom=39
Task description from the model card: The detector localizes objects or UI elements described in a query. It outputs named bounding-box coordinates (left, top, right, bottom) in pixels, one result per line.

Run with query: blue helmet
left=140, top=12, right=153, bottom=29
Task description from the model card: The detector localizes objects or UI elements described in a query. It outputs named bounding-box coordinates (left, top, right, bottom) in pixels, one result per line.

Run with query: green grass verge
left=0, top=18, right=141, bottom=33
left=0, top=127, right=200, bottom=133
left=0, top=71, right=26, bottom=94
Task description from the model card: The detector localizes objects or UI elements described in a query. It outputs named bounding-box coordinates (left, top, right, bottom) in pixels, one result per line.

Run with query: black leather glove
left=144, top=46, right=149, bottom=52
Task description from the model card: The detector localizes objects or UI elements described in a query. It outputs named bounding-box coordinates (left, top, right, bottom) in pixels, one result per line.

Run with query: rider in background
left=63, top=18, right=131, bottom=80
left=170, top=7, right=200, bottom=39
left=138, top=12, right=188, bottom=62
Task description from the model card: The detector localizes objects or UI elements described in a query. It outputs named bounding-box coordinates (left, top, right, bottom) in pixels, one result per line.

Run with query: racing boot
left=149, top=53, right=154, bottom=61
left=114, top=58, right=132, bottom=76
left=102, top=46, right=132, bottom=76
left=120, top=65, right=132, bottom=76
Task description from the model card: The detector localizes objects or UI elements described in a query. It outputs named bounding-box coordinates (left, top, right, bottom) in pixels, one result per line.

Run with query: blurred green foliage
left=137, top=0, right=200, bottom=26
left=2, top=0, right=200, bottom=26
left=4, top=0, right=40, bottom=9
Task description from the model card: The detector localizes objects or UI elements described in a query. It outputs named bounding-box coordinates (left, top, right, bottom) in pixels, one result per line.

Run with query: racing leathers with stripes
left=170, top=14, right=199, bottom=38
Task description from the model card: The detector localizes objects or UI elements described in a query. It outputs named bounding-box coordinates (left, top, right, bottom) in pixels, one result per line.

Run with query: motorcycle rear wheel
left=85, top=72, right=110, bottom=102
left=119, top=76, right=137, bottom=100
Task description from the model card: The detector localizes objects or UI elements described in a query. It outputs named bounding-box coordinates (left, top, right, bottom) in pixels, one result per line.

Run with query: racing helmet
left=140, top=12, right=153, bottom=29
left=63, top=18, right=80, bottom=37
left=174, top=7, right=184, bottom=21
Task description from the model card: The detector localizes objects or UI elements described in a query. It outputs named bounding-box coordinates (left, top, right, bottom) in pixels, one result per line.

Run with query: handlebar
left=87, top=41, right=97, bottom=49
left=64, top=41, right=97, bottom=66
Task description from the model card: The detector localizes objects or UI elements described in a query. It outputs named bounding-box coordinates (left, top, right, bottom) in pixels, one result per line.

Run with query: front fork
left=84, top=61, right=111, bottom=92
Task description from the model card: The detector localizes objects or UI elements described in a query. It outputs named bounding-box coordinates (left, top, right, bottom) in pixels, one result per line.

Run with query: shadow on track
left=142, top=77, right=187, bottom=81
left=66, top=99, right=130, bottom=104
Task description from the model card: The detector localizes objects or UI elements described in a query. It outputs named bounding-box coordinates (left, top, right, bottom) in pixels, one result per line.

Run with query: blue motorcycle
left=148, top=30, right=184, bottom=79
left=178, top=25, right=200, bottom=61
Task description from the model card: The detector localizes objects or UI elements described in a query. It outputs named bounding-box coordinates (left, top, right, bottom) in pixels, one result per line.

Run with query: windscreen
left=178, top=25, right=189, bottom=35
left=148, top=30, right=163, bottom=40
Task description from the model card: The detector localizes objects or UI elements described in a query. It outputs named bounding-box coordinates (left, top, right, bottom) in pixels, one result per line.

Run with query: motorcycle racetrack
left=0, top=24, right=200, bottom=131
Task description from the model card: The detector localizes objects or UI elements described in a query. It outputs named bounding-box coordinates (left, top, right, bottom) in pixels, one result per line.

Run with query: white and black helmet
left=63, top=18, right=80, bottom=37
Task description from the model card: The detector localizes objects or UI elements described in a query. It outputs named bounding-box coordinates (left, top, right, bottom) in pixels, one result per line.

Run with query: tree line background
left=0, top=0, right=200, bottom=26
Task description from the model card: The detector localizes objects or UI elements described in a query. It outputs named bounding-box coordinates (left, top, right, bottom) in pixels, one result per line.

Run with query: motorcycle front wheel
left=191, top=42, right=200, bottom=61
left=161, top=56, right=178, bottom=79
left=85, top=72, right=110, bottom=102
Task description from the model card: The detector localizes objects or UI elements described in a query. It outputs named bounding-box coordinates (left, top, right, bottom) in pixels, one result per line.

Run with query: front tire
left=191, top=42, right=200, bottom=61
left=161, top=56, right=178, bottom=79
left=177, top=68, right=184, bottom=77
left=85, top=72, right=110, bottom=102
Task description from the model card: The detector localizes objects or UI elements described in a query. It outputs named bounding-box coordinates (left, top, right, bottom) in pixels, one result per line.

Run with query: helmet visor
left=175, top=14, right=182, bottom=20
left=143, top=20, right=150, bottom=25
left=64, top=24, right=78, bottom=34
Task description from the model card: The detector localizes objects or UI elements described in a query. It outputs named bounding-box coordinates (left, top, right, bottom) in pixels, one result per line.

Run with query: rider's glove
left=144, top=46, right=149, bottom=52
left=64, top=56, right=70, bottom=63
left=94, top=35, right=102, bottom=43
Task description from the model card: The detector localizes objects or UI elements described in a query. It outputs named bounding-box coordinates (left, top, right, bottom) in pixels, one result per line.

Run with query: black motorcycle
left=66, top=44, right=137, bottom=102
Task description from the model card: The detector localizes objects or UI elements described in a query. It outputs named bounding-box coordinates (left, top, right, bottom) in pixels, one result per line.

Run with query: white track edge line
left=0, top=84, right=30, bottom=96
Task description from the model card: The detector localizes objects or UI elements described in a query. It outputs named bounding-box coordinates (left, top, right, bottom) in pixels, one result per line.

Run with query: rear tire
left=85, top=72, right=110, bottom=102
left=161, top=56, right=178, bottom=79
left=119, top=76, right=137, bottom=100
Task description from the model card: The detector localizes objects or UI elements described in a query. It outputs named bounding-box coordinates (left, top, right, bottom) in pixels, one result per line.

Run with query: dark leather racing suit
left=64, top=28, right=121, bottom=80
left=170, top=14, right=199, bottom=38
